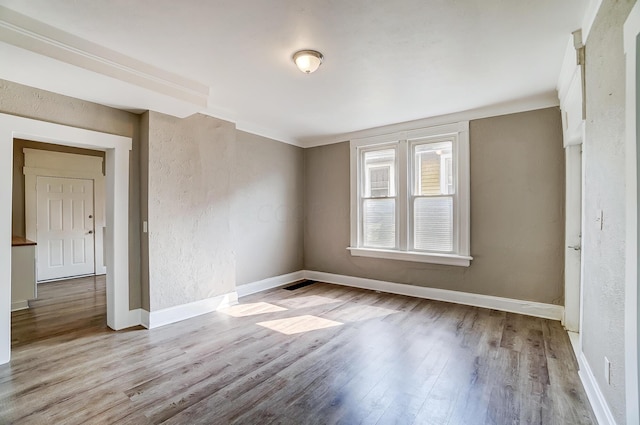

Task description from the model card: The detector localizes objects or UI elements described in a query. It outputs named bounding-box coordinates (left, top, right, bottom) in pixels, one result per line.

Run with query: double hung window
left=349, top=122, right=472, bottom=266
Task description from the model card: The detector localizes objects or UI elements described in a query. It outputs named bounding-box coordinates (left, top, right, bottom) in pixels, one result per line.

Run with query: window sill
left=347, top=247, right=472, bottom=267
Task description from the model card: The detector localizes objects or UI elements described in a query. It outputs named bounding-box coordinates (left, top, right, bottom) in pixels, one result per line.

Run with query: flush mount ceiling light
left=292, top=49, right=324, bottom=74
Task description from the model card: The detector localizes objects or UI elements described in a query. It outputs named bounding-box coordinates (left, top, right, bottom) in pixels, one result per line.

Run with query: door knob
left=88, top=230, right=93, bottom=234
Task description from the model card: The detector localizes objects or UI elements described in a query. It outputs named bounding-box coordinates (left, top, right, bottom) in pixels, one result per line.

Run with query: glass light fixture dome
left=292, top=50, right=324, bottom=74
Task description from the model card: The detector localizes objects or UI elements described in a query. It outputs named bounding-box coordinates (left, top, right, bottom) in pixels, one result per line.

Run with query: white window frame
left=439, top=152, right=453, bottom=195
left=348, top=121, right=472, bottom=267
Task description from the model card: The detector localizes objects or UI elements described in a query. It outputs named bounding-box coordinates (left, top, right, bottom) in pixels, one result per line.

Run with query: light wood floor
left=2, top=276, right=596, bottom=424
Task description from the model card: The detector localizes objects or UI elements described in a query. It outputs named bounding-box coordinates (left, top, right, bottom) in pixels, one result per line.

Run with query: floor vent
left=283, top=280, right=316, bottom=291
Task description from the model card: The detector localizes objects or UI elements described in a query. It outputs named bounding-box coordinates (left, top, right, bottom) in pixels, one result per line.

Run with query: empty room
left=0, top=0, right=639, bottom=424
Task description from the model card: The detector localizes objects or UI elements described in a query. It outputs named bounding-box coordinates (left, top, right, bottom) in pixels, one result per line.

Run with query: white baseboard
left=579, top=352, right=617, bottom=425
left=567, top=331, right=580, bottom=361
left=11, top=300, right=29, bottom=311
left=303, top=270, right=564, bottom=321
left=236, top=271, right=305, bottom=298
left=141, top=309, right=150, bottom=328
left=135, top=269, right=564, bottom=330
left=141, top=291, right=238, bottom=329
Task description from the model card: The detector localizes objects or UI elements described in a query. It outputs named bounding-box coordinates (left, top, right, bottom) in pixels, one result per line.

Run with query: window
left=349, top=122, right=471, bottom=266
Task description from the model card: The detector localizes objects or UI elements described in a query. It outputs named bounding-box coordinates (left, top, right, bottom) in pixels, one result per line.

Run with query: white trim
left=303, top=92, right=559, bottom=148
left=582, top=0, right=603, bottom=44
left=579, top=352, right=618, bottom=425
left=563, top=145, right=582, bottom=333
left=556, top=32, right=585, bottom=148
left=0, top=5, right=209, bottom=108
left=236, top=271, right=305, bottom=298
left=126, top=308, right=143, bottom=329
left=10, top=301, right=29, bottom=311
left=303, top=270, right=564, bottom=321
left=0, top=113, right=133, bottom=365
left=567, top=330, right=580, bottom=361
left=234, top=120, right=303, bottom=148
left=557, top=36, right=578, bottom=103
left=624, top=3, right=640, bottom=424
left=350, top=122, right=468, bottom=148
left=140, top=309, right=150, bottom=328
left=141, top=292, right=239, bottom=329
left=347, top=247, right=472, bottom=267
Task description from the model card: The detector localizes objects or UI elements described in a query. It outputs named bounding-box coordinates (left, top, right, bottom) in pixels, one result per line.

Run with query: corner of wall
left=139, top=111, right=150, bottom=311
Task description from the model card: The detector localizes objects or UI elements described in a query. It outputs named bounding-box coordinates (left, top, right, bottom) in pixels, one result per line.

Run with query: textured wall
left=147, top=112, right=236, bottom=311
left=0, top=79, right=142, bottom=309
left=582, top=1, right=636, bottom=422
left=304, top=108, right=565, bottom=304
left=233, top=131, right=304, bottom=286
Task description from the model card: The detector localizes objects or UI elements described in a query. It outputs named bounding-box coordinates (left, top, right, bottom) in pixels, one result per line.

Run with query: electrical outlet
left=604, top=357, right=611, bottom=385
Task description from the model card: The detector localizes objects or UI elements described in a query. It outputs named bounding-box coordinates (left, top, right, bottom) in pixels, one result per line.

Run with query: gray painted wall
left=582, top=1, right=636, bottom=422
left=233, top=131, right=304, bottom=286
left=141, top=121, right=306, bottom=309
left=146, top=112, right=236, bottom=311
left=0, top=79, right=142, bottom=309
left=304, top=107, right=565, bottom=304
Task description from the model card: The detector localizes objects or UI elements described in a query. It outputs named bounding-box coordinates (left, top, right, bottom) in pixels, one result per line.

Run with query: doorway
left=20, top=147, right=108, bottom=282
left=0, top=113, right=133, bottom=365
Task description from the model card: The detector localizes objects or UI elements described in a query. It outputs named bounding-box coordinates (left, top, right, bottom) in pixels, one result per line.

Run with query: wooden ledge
left=12, top=236, right=36, bottom=247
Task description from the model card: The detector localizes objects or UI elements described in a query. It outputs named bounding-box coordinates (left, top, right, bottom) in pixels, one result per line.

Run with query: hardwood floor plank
left=0, top=276, right=598, bottom=425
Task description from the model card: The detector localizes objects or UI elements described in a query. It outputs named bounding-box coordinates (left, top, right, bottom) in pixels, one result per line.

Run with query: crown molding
left=0, top=5, right=209, bottom=111
left=0, top=4, right=569, bottom=150
left=301, top=92, right=560, bottom=148
left=557, top=36, right=578, bottom=102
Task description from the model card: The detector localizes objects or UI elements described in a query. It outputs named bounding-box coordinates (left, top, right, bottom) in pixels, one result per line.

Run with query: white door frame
left=564, top=142, right=583, bottom=333
left=624, top=3, right=640, bottom=423
left=557, top=33, right=586, bottom=342
left=23, top=149, right=107, bottom=278
left=0, top=113, right=134, bottom=365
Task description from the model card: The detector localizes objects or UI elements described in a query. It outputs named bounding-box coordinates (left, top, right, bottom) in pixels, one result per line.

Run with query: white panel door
left=36, top=176, right=95, bottom=281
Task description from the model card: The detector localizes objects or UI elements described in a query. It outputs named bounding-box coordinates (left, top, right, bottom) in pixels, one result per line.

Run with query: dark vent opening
left=283, top=280, right=316, bottom=291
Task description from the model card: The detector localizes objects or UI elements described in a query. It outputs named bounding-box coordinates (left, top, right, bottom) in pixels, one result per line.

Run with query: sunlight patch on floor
left=220, top=302, right=287, bottom=317
left=257, top=315, right=342, bottom=335
left=275, top=295, right=342, bottom=309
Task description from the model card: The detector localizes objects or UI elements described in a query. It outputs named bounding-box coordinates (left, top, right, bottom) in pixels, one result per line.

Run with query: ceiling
left=0, top=1, right=587, bottom=146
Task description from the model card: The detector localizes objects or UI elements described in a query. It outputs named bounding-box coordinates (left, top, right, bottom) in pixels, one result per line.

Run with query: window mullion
left=397, top=140, right=408, bottom=251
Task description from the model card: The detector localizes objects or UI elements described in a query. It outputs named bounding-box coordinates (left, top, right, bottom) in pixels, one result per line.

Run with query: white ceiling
left=0, top=0, right=587, bottom=146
